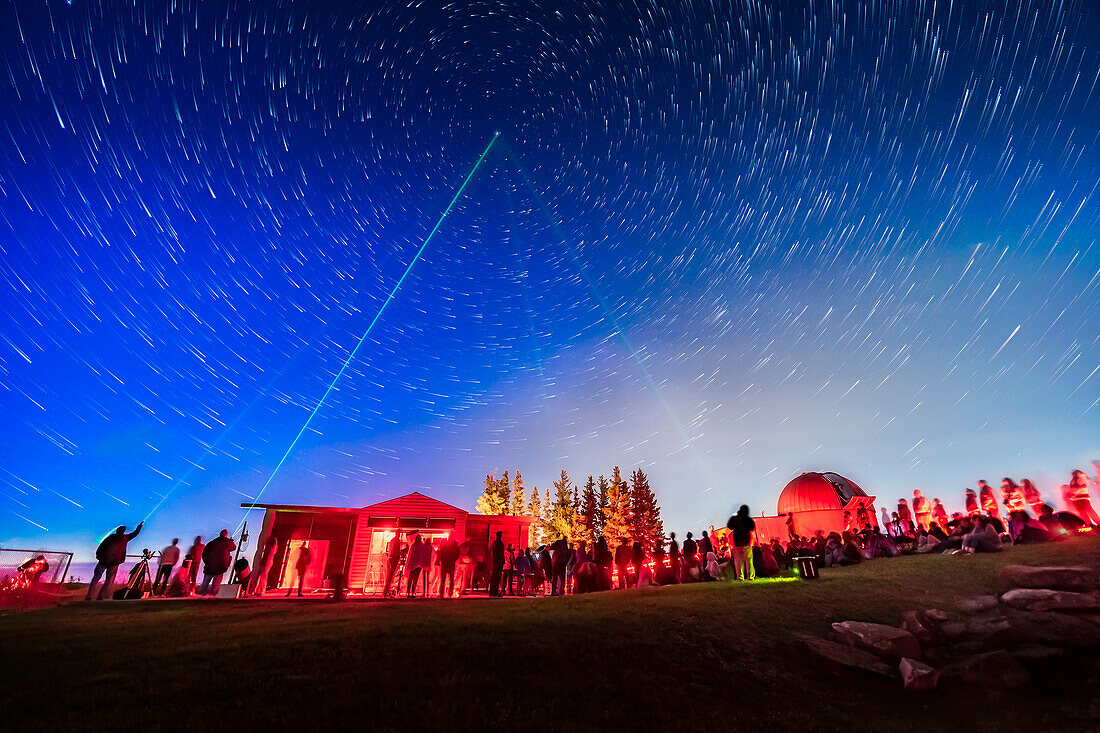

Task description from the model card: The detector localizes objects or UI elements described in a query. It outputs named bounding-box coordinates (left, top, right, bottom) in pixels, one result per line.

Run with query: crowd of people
left=83, top=523, right=245, bottom=601
left=65, top=465, right=1100, bottom=602
left=778, top=467, right=1100, bottom=573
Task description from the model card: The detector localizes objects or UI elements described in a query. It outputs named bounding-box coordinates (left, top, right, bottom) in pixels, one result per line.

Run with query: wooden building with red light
left=751, top=472, right=879, bottom=542
left=241, top=492, right=534, bottom=595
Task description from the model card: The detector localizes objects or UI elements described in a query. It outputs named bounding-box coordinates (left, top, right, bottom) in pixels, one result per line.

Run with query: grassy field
left=4, top=537, right=1099, bottom=732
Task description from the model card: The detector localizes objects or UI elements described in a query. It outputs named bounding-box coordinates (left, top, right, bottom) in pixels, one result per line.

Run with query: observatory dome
left=777, top=472, right=868, bottom=514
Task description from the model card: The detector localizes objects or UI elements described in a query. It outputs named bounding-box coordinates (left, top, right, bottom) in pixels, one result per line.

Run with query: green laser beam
left=239, top=133, right=499, bottom=525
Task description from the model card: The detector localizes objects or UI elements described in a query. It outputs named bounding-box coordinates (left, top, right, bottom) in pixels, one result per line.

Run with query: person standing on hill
left=85, top=521, right=143, bottom=601
left=154, top=538, right=180, bottom=596
left=416, top=537, right=433, bottom=597
left=489, top=531, right=505, bottom=597
left=405, top=535, right=424, bottom=599
left=726, top=506, right=756, bottom=581
left=896, top=499, right=913, bottom=533
left=287, top=542, right=313, bottom=598
left=668, top=532, right=681, bottom=582
left=383, top=533, right=404, bottom=597
left=964, top=489, right=980, bottom=517
left=978, top=480, right=999, bottom=520
left=932, top=499, right=949, bottom=529
left=682, top=532, right=698, bottom=577
left=912, top=491, right=931, bottom=530
left=182, top=536, right=204, bottom=593
left=199, top=529, right=235, bottom=596
left=614, top=538, right=632, bottom=588
left=438, top=534, right=460, bottom=598
left=1063, top=469, right=1100, bottom=526
left=1021, top=479, right=1043, bottom=517
left=248, top=537, right=279, bottom=597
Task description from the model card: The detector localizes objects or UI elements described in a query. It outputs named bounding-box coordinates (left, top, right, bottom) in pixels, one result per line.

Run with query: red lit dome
left=777, top=472, right=867, bottom=514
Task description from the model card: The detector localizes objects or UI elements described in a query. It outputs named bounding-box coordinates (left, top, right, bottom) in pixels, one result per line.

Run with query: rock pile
left=801, top=564, right=1100, bottom=691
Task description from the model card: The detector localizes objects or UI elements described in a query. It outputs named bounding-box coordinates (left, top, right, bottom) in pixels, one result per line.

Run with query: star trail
left=1, top=1, right=1097, bottom=558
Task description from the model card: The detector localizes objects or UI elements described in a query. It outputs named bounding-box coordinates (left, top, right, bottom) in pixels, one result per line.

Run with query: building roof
left=360, top=491, right=468, bottom=516
left=777, top=471, right=868, bottom=514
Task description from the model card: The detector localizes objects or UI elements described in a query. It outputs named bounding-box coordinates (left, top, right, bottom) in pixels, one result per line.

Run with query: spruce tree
left=539, top=486, right=552, bottom=543
left=595, top=474, right=610, bottom=540
left=498, top=470, right=511, bottom=514
left=476, top=473, right=506, bottom=515
left=544, top=469, right=577, bottom=542
left=511, top=471, right=527, bottom=515
left=527, top=487, right=543, bottom=546
left=603, top=466, right=632, bottom=542
left=580, top=475, right=598, bottom=547
left=629, top=468, right=664, bottom=549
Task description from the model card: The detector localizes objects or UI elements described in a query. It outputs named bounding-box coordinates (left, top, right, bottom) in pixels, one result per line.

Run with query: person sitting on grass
left=961, top=516, right=1001, bottom=553
left=757, top=543, right=780, bottom=577
left=1008, top=510, right=1052, bottom=544
left=1037, top=503, right=1086, bottom=536
left=915, top=529, right=941, bottom=554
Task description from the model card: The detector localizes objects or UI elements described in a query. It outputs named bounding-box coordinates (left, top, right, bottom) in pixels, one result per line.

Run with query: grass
left=4, top=537, right=1099, bottom=732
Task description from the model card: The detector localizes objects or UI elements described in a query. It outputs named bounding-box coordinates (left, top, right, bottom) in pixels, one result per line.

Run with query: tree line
left=475, top=467, right=664, bottom=549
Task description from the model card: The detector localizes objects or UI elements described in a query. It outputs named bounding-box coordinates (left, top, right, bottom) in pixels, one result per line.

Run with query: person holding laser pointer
left=85, top=521, right=144, bottom=601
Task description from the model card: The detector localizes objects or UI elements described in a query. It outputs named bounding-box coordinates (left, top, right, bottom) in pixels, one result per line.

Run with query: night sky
left=2, top=1, right=1098, bottom=560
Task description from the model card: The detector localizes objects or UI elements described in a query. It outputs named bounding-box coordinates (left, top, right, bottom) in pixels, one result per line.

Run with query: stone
left=936, top=650, right=1031, bottom=689
left=1003, top=609, right=1100, bottom=650
left=1009, top=644, right=1065, bottom=665
left=964, top=615, right=1015, bottom=648
left=800, top=635, right=896, bottom=678
left=832, top=621, right=923, bottom=660
left=900, top=610, right=934, bottom=643
left=1000, top=588, right=1100, bottom=612
left=939, top=621, right=968, bottom=641
left=924, top=608, right=951, bottom=623
left=899, top=657, right=938, bottom=691
left=998, top=565, right=1099, bottom=592
left=958, top=595, right=998, bottom=613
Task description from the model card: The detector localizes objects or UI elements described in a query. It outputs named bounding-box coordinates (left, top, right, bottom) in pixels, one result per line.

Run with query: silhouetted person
left=489, top=531, right=505, bottom=597
left=383, top=533, right=403, bottom=597
left=184, top=536, right=204, bottom=593
left=682, top=532, right=697, bottom=570
left=199, top=529, right=235, bottom=596
left=550, top=538, right=569, bottom=596
left=614, top=538, right=632, bottom=588
left=416, top=537, right=433, bottom=597
left=249, top=537, right=279, bottom=597
left=287, top=542, right=312, bottom=598
left=405, top=535, right=424, bottom=598
left=786, top=512, right=796, bottom=540
left=154, top=538, right=180, bottom=595
left=668, top=532, right=681, bottom=582
left=699, top=531, right=713, bottom=557
left=438, top=535, right=460, bottom=598
left=726, top=505, right=756, bottom=581
left=86, top=521, right=143, bottom=600
left=631, top=541, right=645, bottom=583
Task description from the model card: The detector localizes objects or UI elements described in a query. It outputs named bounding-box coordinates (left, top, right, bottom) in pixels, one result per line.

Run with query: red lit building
left=752, top=472, right=879, bottom=542
left=242, top=492, right=534, bottom=595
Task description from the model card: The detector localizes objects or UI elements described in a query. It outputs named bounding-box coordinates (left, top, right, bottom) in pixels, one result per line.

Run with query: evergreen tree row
left=475, top=467, right=664, bottom=549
